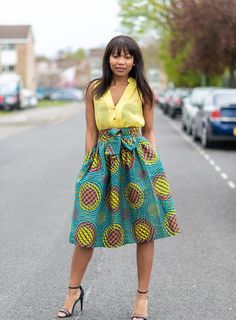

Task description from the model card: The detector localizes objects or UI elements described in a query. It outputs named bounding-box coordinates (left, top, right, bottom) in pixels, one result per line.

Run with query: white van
left=0, top=73, right=38, bottom=110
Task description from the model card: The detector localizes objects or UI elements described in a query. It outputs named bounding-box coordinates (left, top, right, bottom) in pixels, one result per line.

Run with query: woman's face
left=109, top=49, right=134, bottom=78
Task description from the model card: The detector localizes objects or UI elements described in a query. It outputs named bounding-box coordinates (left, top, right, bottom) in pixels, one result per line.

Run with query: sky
left=1, top=0, right=121, bottom=57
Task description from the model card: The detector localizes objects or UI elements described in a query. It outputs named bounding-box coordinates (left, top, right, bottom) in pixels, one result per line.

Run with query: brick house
left=0, top=25, right=36, bottom=90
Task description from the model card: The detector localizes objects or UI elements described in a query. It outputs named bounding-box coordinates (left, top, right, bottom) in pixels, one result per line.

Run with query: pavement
left=0, top=103, right=80, bottom=126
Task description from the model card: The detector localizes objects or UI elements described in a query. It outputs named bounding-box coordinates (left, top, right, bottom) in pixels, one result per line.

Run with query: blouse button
left=113, top=117, right=116, bottom=120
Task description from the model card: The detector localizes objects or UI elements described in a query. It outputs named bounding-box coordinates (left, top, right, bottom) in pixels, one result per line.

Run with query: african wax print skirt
left=69, top=126, right=180, bottom=248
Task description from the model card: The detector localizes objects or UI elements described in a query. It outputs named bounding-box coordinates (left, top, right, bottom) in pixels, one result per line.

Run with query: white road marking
left=159, top=110, right=235, bottom=190
left=214, top=165, right=221, bottom=172
left=221, top=172, right=228, bottom=179
left=199, top=150, right=206, bottom=156
left=228, top=181, right=236, bottom=189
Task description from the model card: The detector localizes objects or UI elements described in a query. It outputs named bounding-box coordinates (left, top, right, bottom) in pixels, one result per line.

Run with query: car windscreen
left=0, top=83, right=18, bottom=95
left=175, top=89, right=190, bottom=98
left=191, top=90, right=212, bottom=104
left=214, top=93, right=236, bottom=106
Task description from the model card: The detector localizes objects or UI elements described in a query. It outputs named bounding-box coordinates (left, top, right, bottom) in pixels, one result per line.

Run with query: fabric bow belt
left=98, top=127, right=140, bottom=155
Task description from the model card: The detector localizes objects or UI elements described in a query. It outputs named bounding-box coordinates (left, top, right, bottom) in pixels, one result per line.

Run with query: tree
left=169, top=0, right=236, bottom=87
left=119, top=0, right=201, bottom=86
left=159, top=30, right=202, bottom=87
left=119, top=0, right=169, bottom=37
left=119, top=0, right=236, bottom=87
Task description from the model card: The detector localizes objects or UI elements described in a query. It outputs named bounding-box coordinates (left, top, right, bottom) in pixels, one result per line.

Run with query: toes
left=57, top=311, right=66, bottom=318
left=57, top=308, right=70, bottom=318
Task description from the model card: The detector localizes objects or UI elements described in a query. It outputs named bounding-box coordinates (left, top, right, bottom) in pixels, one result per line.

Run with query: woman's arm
left=141, top=103, right=157, bottom=149
left=84, top=82, right=98, bottom=153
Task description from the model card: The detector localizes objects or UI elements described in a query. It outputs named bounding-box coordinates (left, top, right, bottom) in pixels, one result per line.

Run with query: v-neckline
left=108, top=77, right=131, bottom=108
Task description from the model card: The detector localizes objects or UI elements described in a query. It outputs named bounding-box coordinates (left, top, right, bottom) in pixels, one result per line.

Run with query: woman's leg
left=132, top=239, right=154, bottom=319
left=58, top=246, right=94, bottom=317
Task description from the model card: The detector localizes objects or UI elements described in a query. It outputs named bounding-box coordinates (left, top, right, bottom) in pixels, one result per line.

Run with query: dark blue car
left=192, top=89, right=236, bottom=147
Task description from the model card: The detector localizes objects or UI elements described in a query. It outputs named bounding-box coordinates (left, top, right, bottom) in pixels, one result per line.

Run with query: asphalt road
left=0, top=104, right=235, bottom=320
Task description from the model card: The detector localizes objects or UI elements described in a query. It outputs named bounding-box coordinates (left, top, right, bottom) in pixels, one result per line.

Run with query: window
left=214, top=93, right=236, bottom=106
left=1, top=65, right=16, bottom=71
left=2, top=43, right=15, bottom=50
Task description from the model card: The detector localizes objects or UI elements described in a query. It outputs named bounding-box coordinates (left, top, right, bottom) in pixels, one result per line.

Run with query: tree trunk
left=201, top=74, right=211, bottom=86
left=201, top=74, right=207, bottom=86
left=228, top=63, right=236, bottom=88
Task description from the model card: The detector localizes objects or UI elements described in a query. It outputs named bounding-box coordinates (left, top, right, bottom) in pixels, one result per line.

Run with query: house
left=36, top=56, right=61, bottom=88
left=89, top=48, right=104, bottom=80
left=0, top=25, right=36, bottom=90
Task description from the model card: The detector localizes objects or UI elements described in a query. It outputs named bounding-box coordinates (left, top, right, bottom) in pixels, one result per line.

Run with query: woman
left=57, top=35, right=180, bottom=319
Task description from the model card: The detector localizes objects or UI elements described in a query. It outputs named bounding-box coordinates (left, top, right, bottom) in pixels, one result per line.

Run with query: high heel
left=57, top=285, right=84, bottom=318
left=131, top=289, right=149, bottom=320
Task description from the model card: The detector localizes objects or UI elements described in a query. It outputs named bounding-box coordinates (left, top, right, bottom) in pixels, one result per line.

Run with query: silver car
left=182, top=87, right=216, bottom=134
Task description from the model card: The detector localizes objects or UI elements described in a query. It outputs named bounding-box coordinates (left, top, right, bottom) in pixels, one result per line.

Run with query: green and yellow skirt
left=69, top=126, right=180, bottom=248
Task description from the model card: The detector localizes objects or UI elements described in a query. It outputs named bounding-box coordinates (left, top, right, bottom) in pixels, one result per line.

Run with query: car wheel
left=169, top=107, right=175, bottom=118
left=181, top=120, right=186, bottom=131
left=201, top=126, right=211, bottom=148
left=192, top=122, right=198, bottom=141
left=186, top=121, right=192, bottom=135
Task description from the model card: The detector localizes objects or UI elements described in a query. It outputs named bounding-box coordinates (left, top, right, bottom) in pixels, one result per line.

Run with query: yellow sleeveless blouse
left=93, top=77, right=145, bottom=130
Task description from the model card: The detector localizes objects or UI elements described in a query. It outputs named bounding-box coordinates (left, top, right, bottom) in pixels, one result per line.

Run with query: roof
left=0, top=25, right=31, bottom=40
left=210, top=89, right=236, bottom=95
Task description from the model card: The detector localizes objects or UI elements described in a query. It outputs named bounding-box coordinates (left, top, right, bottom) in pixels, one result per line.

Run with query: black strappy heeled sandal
left=131, top=289, right=149, bottom=320
left=57, top=285, right=84, bottom=318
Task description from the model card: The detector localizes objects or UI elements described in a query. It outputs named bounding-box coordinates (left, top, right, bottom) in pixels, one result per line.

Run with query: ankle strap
left=68, top=285, right=81, bottom=289
left=137, top=289, right=148, bottom=294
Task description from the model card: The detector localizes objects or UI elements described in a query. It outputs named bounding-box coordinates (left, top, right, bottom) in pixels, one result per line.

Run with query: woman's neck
left=111, top=76, right=129, bottom=86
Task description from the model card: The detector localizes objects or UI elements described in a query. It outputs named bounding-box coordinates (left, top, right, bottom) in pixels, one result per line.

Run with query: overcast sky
left=1, top=0, right=121, bottom=57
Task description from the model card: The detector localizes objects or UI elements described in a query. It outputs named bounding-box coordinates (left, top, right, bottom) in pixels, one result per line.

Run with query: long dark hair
left=86, top=35, right=153, bottom=107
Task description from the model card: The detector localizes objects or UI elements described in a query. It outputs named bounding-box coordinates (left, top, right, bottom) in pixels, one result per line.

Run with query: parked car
left=49, top=88, right=83, bottom=101
left=155, top=90, right=165, bottom=109
left=21, top=88, right=38, bottom=109
left=191, top=89, right=236, bottom=147
left=167, top=88, right=191, bottom=118
left=182, top=87, right=216, bottom=135
left=0, top=73, right=21, bottom=110
left=36, top=87, right=55, bottom=100
left=36, top=88, right=46, bottom=100
left=162, top=89, right=175, bottom=114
